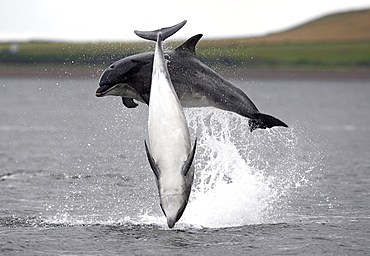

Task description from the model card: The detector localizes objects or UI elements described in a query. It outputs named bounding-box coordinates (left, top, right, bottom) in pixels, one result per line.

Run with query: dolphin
left=96, top=33, right=288, bottom=132
left=138, top=21, right=197, bottom=228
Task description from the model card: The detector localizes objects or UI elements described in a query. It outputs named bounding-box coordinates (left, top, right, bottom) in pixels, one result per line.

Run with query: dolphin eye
left=110, top=65, right=115, bottom=69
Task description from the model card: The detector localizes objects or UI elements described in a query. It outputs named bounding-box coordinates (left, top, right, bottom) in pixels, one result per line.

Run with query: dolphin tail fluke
left=248, top=113, right=288, bottom=132
left=134, top=20, right=187, bottom=42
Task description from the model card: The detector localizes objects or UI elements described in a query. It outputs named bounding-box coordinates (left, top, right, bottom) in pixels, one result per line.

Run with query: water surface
left=1, top=76, right=369, bottom=255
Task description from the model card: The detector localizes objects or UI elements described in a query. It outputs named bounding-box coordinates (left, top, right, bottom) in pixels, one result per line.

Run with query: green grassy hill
left=219, top=9, right=370, bottom=44
left=195, top=9, right=370, bottom=69
left=1, top=9, right=369, bottom=72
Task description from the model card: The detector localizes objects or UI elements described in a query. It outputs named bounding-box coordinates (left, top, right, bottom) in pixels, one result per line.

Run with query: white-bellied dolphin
left=138, top=21, right=197, bottom=228
left=96, top=31, right=288, bottom=132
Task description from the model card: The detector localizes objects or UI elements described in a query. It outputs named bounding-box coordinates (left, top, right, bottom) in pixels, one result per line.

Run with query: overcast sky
left=1, top=0, right=369, bottom=42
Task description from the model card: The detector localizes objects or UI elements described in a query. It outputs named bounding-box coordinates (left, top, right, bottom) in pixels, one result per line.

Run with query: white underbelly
left=148, top=74, right=191, bottom=171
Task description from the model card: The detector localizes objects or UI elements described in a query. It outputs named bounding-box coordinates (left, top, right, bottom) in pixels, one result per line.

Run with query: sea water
left=0, top=76, right=369, bottom=255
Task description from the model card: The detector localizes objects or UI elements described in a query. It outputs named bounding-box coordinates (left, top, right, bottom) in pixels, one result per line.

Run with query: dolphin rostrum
left=139, top=21, right=197, bottom=228
left=96, top=32, right=288, bottom=132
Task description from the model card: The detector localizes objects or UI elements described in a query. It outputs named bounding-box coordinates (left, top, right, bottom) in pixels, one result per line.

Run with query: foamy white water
left=134, top=108, right=320, bottom=228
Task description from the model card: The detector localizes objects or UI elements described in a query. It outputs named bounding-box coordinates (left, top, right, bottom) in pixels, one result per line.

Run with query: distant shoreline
left=221, top=69, right=370, bottom=80
left=0, top=64, right=369, bottom=80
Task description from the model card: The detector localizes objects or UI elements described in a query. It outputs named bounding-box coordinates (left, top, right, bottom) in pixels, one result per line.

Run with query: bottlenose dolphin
left=96, top=32, right=288, bottom=132
left=139, top=21, right=197, bottom=228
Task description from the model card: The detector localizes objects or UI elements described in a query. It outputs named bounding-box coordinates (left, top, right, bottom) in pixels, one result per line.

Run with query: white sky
left=1, top=0, right=369, bottom=42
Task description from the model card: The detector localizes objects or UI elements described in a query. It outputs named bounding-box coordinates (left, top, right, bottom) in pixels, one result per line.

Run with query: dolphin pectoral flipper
left=181, top=138, right=197, bottom=176
left=122, top=97, right=138, bottom=108
left=249, top=113, right=288, bottom=132
left=144, top=140, right=161, bottom=179
left=134, top=20, right=187, bottom=42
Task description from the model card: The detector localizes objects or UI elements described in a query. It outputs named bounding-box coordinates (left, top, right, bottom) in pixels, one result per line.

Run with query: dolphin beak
left=95, top=84, right=118, bottom=97
left=160, top=197, right=188, bottom=228
left=167, top=218, right=177, bottom=229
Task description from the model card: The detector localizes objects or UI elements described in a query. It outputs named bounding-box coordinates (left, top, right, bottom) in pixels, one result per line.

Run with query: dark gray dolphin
left=96, top=34, right=288, bottom=131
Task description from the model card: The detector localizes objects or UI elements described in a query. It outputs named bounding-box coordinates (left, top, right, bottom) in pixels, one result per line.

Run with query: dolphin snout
left=95, top=83, right=122, bottom=97
left=160, top=195, right=188, bottom=228
left=95, top=85, right=108, bottom=97
left=167, top=217, right=177, bottom=229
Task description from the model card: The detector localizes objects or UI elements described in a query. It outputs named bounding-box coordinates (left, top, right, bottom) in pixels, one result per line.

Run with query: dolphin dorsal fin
left=181, top=138, right=197, bottom=176
left=174, top=34, right=203, bottom=56
left=134, top=20, right=187, bottom=42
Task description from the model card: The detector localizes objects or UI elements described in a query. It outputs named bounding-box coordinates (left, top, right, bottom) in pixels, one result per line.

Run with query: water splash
left=179, top=108, right=321, bottom=228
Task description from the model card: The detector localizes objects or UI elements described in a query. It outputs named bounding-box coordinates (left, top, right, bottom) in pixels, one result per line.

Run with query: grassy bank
left=0, top=41, right=151, bottom=66
left=196, top=40, right=370, bottom=70
left=1, top=39, right=369, bottom=71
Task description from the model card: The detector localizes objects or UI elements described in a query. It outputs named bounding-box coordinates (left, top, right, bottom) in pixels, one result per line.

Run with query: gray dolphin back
left=134, top=20, right=187, bottom=41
